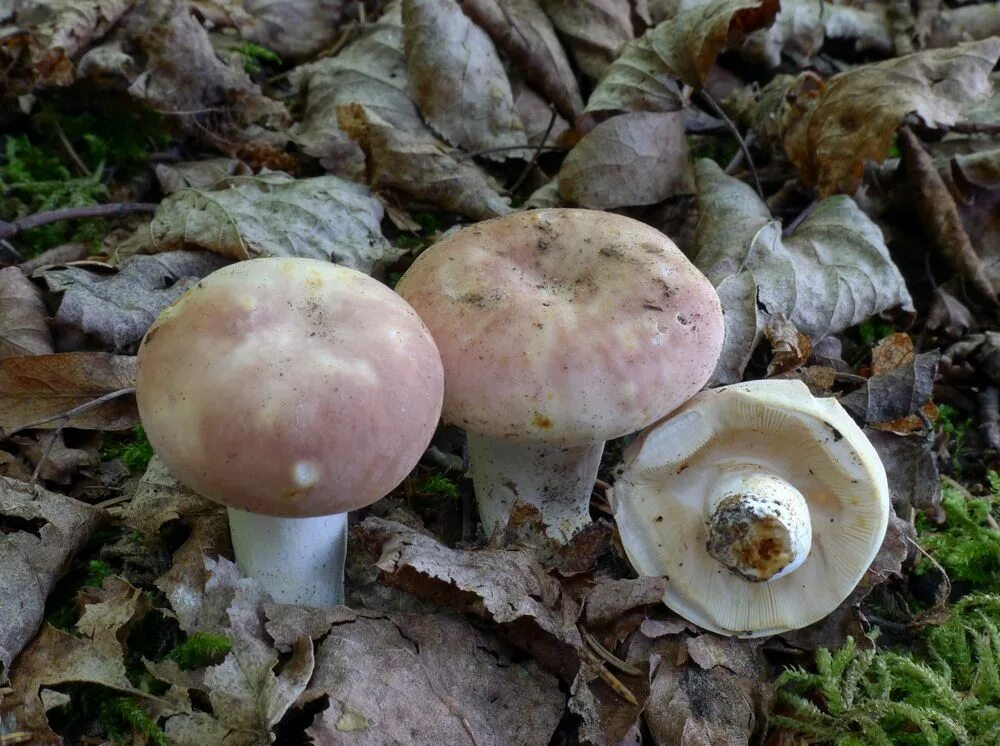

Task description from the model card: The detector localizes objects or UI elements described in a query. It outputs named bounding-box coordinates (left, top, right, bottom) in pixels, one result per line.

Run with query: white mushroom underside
left=611, top=381, right=889, bottom=637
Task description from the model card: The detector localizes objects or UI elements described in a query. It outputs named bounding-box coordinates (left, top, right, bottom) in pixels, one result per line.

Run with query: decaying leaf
left=777, top=38, right=1000, bottom=195
left=539, top=0, right=634, bottom=79
left=303, top=611, right=565, bottom=745
left=11, top=431, right=99, bottom=484
left=0, top=267, right=52, bottom=359
left=338, top=105, right=512, bottom=219
left=118, top=172, right=398, bottom=272
left=0, top=352, right=137, bottom=434
left=927, top=3, right=1000, bottom=49
left=403, top=0, right=526, bottom=156
left=583, top=576, right=669, bottom=627
left=242, top=0, right=346, bottom=60
left=461, top=0, right=583, bottom=120
left=584, top=32, right=686, bottom=114
left=513, top=79, right=571, bottom=146
left=37, top=251, right=230, bottom=352
left=356, top=517, right=583, bottom=678
left=123, top=455, right=221, bottom=537
left=558, top=111, right=694, bottom=208
left=692, top=159, right=913, bottom=384
left=764, top=314, right=812, bottom=376
left=841, top=350, right=940, bottom=426
left=155, top=158, right=252, bottom=194
left=0, top=476, right=104, bottom=676
left=866, top=429, right=941, bottom=515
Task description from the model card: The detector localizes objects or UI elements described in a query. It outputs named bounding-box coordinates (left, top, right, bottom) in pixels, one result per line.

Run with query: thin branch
left=0, top=386, right=136, bottom=440
left=509, top=106, right=559, bottom=195
left=784, top=198, right=819, bottom=236
left=52, top=117, right=91, bottom=176
left=29, top=428, right=66, bottom=490
left=579, top=645, right=639, bottom=706
left=945, top=121, right=1000, bottom=136
left=696, top=90, right=763, bottom=199
left=0, top=203, right=157, bottom=242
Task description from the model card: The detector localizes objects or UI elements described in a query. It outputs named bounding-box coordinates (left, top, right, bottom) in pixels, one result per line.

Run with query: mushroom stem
left=704, top=467, right=812, bottom=582
left=467, top=432, right=602, bottom=542
left=227, top=508, right=347, bottom=606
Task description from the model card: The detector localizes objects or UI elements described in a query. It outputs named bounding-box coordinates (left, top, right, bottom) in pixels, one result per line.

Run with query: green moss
left=858, top=319, right=896, bottom=346
left=416, top=473, right=460, bottom=501
left=100, top=424, right=154, bottom=472
left=99, top=696, right=167, bottom=746
left=770, top=595, right=1000, bottom=745
left=916, top=477, right=1000, bottom=592
left=84, top=559, right=115, bottom=589
left=936, top=405, right=974, bottom=477
left=166, top=631, right=232, bottom=670
left=235, top=42, right=282, bottom=74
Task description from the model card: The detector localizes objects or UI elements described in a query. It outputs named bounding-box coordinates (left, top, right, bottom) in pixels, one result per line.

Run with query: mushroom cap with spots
left=136, top=258, right=444, bottom=518
left=395, top=209, right=725, bottom=446
left=611, top=379, right=890, bottom=637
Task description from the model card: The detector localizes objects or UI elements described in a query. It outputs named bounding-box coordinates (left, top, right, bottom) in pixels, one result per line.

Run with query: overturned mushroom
left=397, top=209, right=724, bottom=542
left=136, top=258, right=443, bottom=607
left=611, top=379, right=890, bottom=637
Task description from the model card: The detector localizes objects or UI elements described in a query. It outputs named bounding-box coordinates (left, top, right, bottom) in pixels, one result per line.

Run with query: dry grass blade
left=898, top=126, right=997, bottom=303
left=581, top=628, right=643, bottom=677
left=578, top=645, right=639, bottom=706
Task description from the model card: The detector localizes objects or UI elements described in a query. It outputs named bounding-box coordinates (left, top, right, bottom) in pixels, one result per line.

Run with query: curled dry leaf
left=777, top=38, right=1000, bottom=195
left=0, top=352, right=137, bottom=434
left=584, top=32, right=686, bottom=115
left=0, top=267, right=52, bottom=359
left=37, top=251, right=230, bottom=353
left=338, top=104, right=512, bottom=220
left=355, top=517, right=583, bottom=678
left=118, top=172, right=397, bottom=272
left=764, top=314, right=812, bottom=376
left=0, top=476, right=104, bottom=676
left=403, top=0, right=526, bottom=156
left=692, top=159, right=913, bottom=384
left=155, top=158, right=252, bottom=194
left=840, top=350, right=940, bottom=426
left=558, top=111, right=694, bottom=209
left=539, top=0, right=634, bottom=79
left=461, top=0, right=583, bottom=120
left=303, top=611, right=564, bottom=745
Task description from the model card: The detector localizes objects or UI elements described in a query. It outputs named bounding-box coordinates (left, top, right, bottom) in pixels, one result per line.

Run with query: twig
left=834, top=372, right=869, bottom=385
left=784, top=198, right=818, bottom=236
left=696, top=90, right=762, bottom=199
left=582, top=628, right=643, bottom=676
left=946, top=121, right=1000, bottom=136
left=29, top=427, right=65, bottom=490
left=458, top=145, right=566, bottom=161
left=0, top=386, right=136, bottom=440
left=0, top=203, right=157, bottom=242
left=52, top=117, right=90, bottom=176
left=579, top=645, right=639, bottom=706
left=978, top=386, right=1000, bottom=453
left=94, top=493, right=134, bottom=510
left=508, top=106, right=559, bottom=195
left=724, top=131, right=755, bottom=174
left=906, top=535, right=953, bottom=603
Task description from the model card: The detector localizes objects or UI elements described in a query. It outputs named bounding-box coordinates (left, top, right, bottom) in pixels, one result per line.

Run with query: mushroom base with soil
left=228, top=509, right=348, bottom=607
left=468, top=432, right=602, bottom=542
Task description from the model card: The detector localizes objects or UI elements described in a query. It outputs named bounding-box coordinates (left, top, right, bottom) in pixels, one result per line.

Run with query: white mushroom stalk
left=397, top=209, right=725, bottom=543
left=136, top=258, right=443, bottom=607
left=612, top=380, right=890, bottom=637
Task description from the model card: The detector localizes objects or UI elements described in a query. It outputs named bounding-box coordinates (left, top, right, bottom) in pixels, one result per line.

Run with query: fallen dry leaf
left=0, top=352, right=137, bottom=435
left=781, top=38, right=1000, bottom=195
left=927, top=3, right=1000, bottom=49
left=241, top=0, right=346, bottom=60
left=338, top=104, right=512, bottom=219
left=692, top=159, right=913, bottom=384
left=512, top=79, right=571, bottom=146
left=37, top=251, right=230, bottom=353
left=11, top=431, right=99, bottom=483
left=0, top=267, right=52, bottom=359
left=118, top=172, right=398, bottom=272
left=558, top=111, right=694, bottom=208
left=0, top=476, right=104, bottom=677
left=461, top=0, right=583, bottom=120
left=123, top=455, right=222, bottom=537
left=583, top=576, right=669, bottom=627
left=583, top=30, right=686, bottom=114
left=303, top=610, right=565, bottom=745
left=840, top=350, right=940, bottom=426
left=539, top=0, right=634, bottom=79
left=403, top=0, right=526, bottom=156
left=764, top=314, right=812, bottom=376
left=155, top=158, right=252, bottom=194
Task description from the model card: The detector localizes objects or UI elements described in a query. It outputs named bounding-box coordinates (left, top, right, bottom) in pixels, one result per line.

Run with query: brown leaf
left=304, top=611, right=565, bottom=745
left=512, top=79, right=571, bottom=146
left=122, top=0, right=289, bottom=150
left=501, top=504, right=614, bottom=576
left=899, top=126, right=997, bottom=303
left=583, top=576, right=668, bottom=627
left=123, top=455, right=223, bottom=537
left=840, top=350, right=939, bottom=425
left=403, top=0, right=526, bottom=156
left=540, top=0, right=634, bottom=79
left=871, top=332, right=917, bottom=375
left=0, top=352, right=137, bottom=435
left=927, top=3, right=1000, bottom=49
left=782, top=39, right=1000, bottom=195
left=0, top=476, right=104, bottom=676
left=155, top=158, right=252, bottom=194
left=927, top=285, right=974, bottom=338
left=356, top=516, right=583, bottom=679
left=11, top=431, right=99, bottom=483
left=0, top=267, right=52, bottom=359
left=559, top=111, right=694, bottom=209
left=242, top=0, right=347, bottom=60
left=583, top=31, right=686, bottom=114
left=764, top=315, right=812, bottom=376
left=37, top=251, right=230, bottom=353
left=338, top=104, right=512, bottom=219
left=461, top=0, right=583, bottom=120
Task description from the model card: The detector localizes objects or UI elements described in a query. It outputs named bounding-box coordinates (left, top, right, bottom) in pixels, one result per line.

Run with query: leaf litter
left=1, top=0, right=999, bottom=743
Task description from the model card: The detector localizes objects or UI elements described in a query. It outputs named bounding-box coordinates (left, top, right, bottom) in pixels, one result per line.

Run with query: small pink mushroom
left=396, top=209, right=724, bottom=542
left=137, top=258, right=443, bottom=606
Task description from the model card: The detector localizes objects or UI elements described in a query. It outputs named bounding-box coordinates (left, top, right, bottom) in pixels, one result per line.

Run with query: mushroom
left=136, top=258, right=443, bottom=606
left=396, top=209, right=724, bottom=542
left=611, top=379, right=890, bottom=637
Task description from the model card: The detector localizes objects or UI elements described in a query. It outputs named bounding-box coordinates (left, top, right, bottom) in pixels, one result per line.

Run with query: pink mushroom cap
left=136, top=258, right=444, bottom=518
left=396, top=209, right=724, bottom=445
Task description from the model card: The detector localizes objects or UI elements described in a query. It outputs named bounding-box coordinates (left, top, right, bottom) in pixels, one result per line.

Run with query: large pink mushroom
left=137, top=258, right=443, bottom=606
left=396, top=209, right=724, bottom=542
